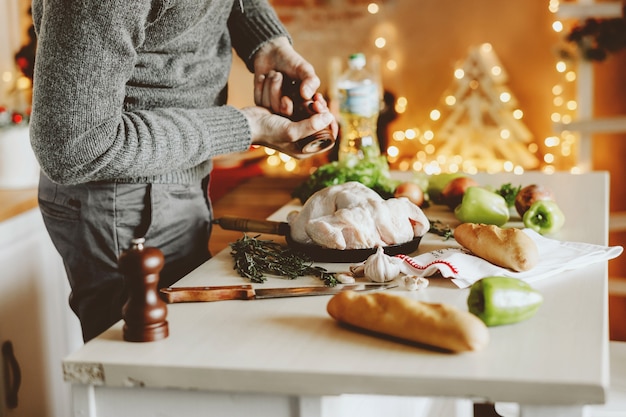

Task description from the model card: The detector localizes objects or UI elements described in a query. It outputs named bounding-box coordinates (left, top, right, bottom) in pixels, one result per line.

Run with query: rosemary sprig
left=229, top=234, right=339, bottom=286
left=429, top=219, right=454, bottom=240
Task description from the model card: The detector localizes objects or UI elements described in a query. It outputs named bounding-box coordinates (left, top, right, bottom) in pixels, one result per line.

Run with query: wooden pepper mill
left=119, top=237, right=169, bottom=342
left=282, top=77, right=335, bottom=154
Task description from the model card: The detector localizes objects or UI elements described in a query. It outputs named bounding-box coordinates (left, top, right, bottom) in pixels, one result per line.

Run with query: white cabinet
left=0, top=208, right=82, bottom=417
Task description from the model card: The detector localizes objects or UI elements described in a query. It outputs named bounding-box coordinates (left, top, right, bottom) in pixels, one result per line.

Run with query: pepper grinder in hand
left=282, top=77, right=335, bottom=154
left=119, top=237, right=169, bottom=342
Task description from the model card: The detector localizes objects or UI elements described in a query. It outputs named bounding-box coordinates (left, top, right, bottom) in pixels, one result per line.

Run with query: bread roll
left=327, top=291, right=489, bottom=353
left=454, top=223, right=539, bottom=272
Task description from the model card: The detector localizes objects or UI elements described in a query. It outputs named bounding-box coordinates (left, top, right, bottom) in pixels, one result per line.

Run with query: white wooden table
left=62, top=172, right=613, bottom=417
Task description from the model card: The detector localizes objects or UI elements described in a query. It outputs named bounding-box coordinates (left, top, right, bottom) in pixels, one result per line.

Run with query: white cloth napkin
left=395, top=229, right=624, bottom=288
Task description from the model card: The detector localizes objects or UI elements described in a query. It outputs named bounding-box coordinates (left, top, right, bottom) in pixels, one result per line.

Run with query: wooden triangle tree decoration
left=428, top=43, right=539, bottom=171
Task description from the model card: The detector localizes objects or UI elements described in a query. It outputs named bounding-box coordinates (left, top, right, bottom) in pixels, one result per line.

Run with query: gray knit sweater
left=30, top=0, right=290, bottom=185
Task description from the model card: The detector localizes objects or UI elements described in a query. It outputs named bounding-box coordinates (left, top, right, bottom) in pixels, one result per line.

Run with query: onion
left=394, top=182, right=424, bottom=206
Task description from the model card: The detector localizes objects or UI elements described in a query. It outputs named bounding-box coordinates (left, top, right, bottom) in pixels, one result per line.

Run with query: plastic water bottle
left=336, top=53, right=381, bottom=162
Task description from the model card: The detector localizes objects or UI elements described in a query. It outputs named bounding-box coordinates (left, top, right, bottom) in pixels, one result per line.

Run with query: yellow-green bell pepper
left=523, top=200, right=565, bottom=235
left=454, top=186, right=510, bottom=226
left=467, top=276, right=543, bottom=326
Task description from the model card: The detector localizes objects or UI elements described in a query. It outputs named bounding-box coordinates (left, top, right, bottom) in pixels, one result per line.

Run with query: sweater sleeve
left=228, top=0, right=292, bottom=72
left=30, top=0, right=252, bottom=185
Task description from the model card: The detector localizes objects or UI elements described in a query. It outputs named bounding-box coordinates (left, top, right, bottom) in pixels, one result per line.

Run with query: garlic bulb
left=363, top=246, right=403, bottom=283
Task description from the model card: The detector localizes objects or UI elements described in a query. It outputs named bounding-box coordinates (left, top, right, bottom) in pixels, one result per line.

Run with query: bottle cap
left=348, top=53, right=366, bottom=69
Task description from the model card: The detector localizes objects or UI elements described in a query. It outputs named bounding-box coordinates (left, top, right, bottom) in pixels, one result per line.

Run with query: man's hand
left=252, top=37, right=320, bottom=116
left=246, top=36, right=338, bottom=158
left=241, top=106, right=336, bottom=159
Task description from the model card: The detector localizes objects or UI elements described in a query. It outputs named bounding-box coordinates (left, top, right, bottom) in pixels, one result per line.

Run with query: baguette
left=454, top=223, right=539, bottom=272
left=327, top=291, right=489, bottom=353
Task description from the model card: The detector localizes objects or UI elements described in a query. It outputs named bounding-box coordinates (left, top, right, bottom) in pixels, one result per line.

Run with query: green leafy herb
left=291, top=156, right=399, bottom=204
left=429, top=219, right=454, bottom=240
left=229, top=234, right=339, bottom=286
left=495, top=183, right=522, bottom=208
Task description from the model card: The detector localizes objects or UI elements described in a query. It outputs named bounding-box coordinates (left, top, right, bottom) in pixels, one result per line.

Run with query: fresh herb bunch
left=291, top=156, right=398, bottom=204
left=495, top=183, right=522, bottom=208
left=229, top=234, right=339, bottom=286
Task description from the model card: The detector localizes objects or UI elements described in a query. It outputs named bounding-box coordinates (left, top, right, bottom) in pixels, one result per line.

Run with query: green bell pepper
left=522, top=200, right=565, bottom=235
left=454, top=186, right=510, bottom=226
left=467, top=276, right=543, bottom=326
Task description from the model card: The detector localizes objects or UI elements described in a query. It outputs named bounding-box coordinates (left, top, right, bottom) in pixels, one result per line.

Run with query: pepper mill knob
left=119, top=237, right=169, bottom=342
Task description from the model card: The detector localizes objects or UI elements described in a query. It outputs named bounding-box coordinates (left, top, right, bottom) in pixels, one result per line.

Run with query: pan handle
left=213, top=216, right=290, bottom=236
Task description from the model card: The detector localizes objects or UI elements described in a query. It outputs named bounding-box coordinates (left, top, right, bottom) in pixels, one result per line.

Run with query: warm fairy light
left=264, top=148, right=276, bottom=155
left=367, top=3, right=379, bottom=14
left=387, top=145, right=399, bottom=157
left=423, top=130, right=434, bottom=140
left=279, top=152, right=291, bottom=162
left=284, top=159, right=297, bottom=171
left=445, top=95, right=456, bottom=106
left=491, top=66, right=502, bottom=77
left=513, top=109, right=523, bottom=119
left=562, top=144, right=572, bottom=157
left=374, top=37, right=386, bottom=48
left=548, top=0, right=559, bottom=14
left=454, top=69, right=465, bottom=79
left=499, top=92, right=511, bottom=103
left=16, top=76, right=31, bottom=90
left=1, top=71, right=12, bottom=83
left=392, top=130, right=405, bottom=141
left=266, top=154, right=281, bottom=166
left=395, top=96, right=407, bottom=113
left=545, top=0, right=582, bottom=171
left=405, top=128, right=417, bottom=139
left=429, top=109, right=441, bottom=121
left=386, top=59, right=398, bottom=71
left=545, top=136, right=560, bottom=147
left=481, top=43, right=493, bottom=53
left=500, top=129, right=511, bottom=140
left=397, top=160, right=410, bottom=171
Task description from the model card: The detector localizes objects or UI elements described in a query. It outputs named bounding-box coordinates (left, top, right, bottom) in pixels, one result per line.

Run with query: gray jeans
left=38, top=174, right=213, bottom=342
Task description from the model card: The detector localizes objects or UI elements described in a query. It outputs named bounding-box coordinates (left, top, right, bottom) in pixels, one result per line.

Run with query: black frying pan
left=213, top=216, right=422, bottom=263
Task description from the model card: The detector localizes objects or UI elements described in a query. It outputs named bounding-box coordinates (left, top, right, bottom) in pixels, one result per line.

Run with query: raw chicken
left=287, top=182, right=430, bottom=249
left=307, top=206, right=386, bottom=249
left=287, top=181, right=382, bottom=245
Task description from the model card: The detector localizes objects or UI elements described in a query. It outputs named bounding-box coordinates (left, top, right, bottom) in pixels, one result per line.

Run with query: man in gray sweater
left=30, top=0, right=337, bottom=341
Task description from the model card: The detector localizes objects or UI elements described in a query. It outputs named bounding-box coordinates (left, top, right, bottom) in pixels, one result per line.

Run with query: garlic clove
left=336, top=273, right=356, bottom=284
left=403, top=275, right=429, bottom=291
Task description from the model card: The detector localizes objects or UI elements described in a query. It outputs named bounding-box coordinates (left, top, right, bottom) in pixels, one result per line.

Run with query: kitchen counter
left=0, top=187, right=38, bottom=223
left=63, top=171, right=614, bottom=417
